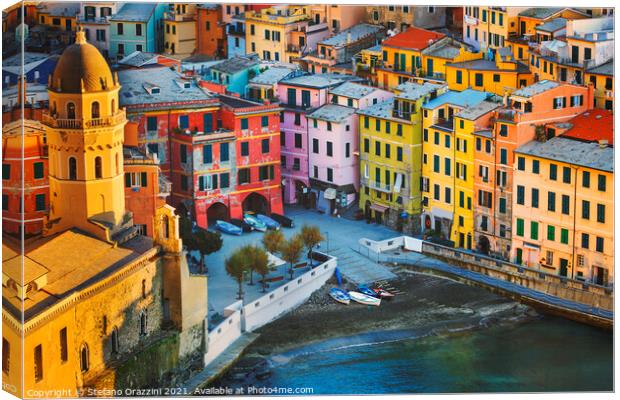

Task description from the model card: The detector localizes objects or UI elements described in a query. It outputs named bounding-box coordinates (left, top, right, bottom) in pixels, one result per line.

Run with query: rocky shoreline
left=212, top=266, right=539, bottom=385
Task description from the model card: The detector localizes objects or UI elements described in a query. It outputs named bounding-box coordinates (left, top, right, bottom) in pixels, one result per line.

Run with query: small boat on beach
left=329, top=287, right=351, bottom=305
left=230, top=218, right=252, bottom=233
left=348, top=291, right=381, bottom=306
left=215, top=220, right=243, bottom=236
left=243, top=213, right=267, bottom=232
left=373, top=287, right=395, bottom=298
left=256, top=214, right=281, bottom=230
left=357, top=285, right=380, bottom=298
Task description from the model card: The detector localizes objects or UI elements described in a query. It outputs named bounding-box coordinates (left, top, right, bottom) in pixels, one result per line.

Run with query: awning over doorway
left=324, top=188, right=337, bottom=200
left=370, top=203, right=388, bottom=213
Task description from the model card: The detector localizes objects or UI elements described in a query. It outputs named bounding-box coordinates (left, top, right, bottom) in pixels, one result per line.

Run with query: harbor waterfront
left=211, top=271, right=613, bottom=394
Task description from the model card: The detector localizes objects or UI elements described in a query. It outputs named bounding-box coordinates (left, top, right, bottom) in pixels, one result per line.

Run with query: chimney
left=346, top=32, right=351, bottom=45
left=598, top=139, right=608, bottom=148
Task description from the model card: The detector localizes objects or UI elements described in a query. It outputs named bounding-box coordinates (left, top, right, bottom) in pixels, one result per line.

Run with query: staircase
left=329, top=246, right=397, bottom=285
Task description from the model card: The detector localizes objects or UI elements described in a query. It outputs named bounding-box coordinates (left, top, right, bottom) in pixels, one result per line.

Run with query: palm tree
left=225, top=250, right=248, bottom=300
left=300, top=224, right=324, bottom=267
left=280, top=235, right=304, bottom=280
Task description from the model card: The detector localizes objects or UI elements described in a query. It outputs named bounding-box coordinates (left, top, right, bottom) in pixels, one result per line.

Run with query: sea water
left=222, top=316, right=613, bottom=394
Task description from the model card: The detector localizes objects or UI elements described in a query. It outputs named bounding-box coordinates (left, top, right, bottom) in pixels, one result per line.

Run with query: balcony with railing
left=42, top=109, right=126, bottom=129
left=430, top=117, right=454, bottom=132
left=362, top=177, right=391, bottom=193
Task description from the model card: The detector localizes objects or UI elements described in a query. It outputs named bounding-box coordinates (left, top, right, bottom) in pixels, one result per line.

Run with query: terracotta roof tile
left=562, top=109, right=613, bottom=145
left=382, top=27, right=445, bottom=51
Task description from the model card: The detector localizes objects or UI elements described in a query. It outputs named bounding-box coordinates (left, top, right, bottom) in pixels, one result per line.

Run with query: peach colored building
left=511, top=134, right=613, bottom=285
left=473, top=80, right=594, bottom=259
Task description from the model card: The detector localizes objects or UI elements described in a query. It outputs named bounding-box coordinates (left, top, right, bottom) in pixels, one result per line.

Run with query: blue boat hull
left=215, top=220, right=243, bottom=236
left=256, top=214, right=280, bottom=230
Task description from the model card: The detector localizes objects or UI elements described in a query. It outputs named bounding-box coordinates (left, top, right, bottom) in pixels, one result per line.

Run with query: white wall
left=358, top=235, right=423, bottom=254
left=243, top=254, right=337, bottom=332
left=203, top=301, right=243, bottom=366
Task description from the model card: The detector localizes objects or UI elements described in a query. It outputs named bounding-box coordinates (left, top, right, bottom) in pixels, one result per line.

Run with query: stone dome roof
left=50, top=30, right=114, bottom=93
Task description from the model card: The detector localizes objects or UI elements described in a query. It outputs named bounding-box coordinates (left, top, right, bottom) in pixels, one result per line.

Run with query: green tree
left=300, top=224, right=324, bottom=266
left=280, top=235, right=304, bottom=280
left=244, top=245, right=270, bottom=292
left=225, top=250, right=248, bottom=300
left=262, top=229, right=284, bottom=255
left=178, top=214, right=223, bottom=272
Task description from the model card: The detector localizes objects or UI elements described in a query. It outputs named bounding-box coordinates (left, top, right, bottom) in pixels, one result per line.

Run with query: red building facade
left=196, top=5, right=227, bottom=59
left=2, top=107, right=48, bottom=237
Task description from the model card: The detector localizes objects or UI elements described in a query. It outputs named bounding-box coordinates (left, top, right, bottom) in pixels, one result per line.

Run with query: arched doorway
left=478, top=235, right=490, bottom=255
left=242, top=192, right=269, bottom=214
left=207, top=202, right=229, bottom=225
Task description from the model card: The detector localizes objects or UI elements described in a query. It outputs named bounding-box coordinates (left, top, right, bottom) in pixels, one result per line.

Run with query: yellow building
left=2, top=31, right=208, bottom=396
left=358, top=82, right=446, bottom=234
left=511, top=137, right=613, bottom=285
left=245, top=5, right=330, bottom=63
left=421, top=89, right=496, bottom=245
left=36, top=2, right=80, bottom=31
left=377, top=27, right=481, bottom=90
left=517, top=8, right=588, bottom=38
left=163, top=3, right=197, bottom=58
left=463, top=6, right=526, bottom=51
left=585, top=59, right=613, bottom=110
left=445, top=49, right=533, bottom=96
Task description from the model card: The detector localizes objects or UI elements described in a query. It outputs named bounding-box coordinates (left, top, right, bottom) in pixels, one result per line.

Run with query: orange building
left=473, top=80, right=593, bottom=258
left=196, top=4, right=227, bottom=59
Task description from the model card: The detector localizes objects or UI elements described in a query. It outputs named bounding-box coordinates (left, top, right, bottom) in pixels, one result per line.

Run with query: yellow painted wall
left=446, top=63, right=532, bottom=95
left=585, top=72, right=613, bottom=109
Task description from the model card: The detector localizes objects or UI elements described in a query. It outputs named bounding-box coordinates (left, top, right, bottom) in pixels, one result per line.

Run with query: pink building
left=277, top=74, right=362, bottom=205
left=307, top=82, right=393, bottom=214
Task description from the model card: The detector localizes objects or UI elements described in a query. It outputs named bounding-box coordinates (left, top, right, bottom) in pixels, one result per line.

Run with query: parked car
left=270, top=213, right=294, bottom=228
left=230, top=218, right=252, bottom=233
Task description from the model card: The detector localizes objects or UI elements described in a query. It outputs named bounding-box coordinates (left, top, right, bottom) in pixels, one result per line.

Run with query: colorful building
left=208, top=55, right=261, bottom=95
left=528, top=17, right=613, bottom=85
left=247, top=66, right=300, bottom=103
left=366, top=5, right=447, bottom=31
left=2, top=91, right=47, bottom=237
left=304, top=23, right=385, bottom=75
left=307, top=82, right=393, bottom=214
left=358, top=82, right=447, bottom=233
left=196, top=4, right=227, bottom=59
left=511, top=136, right=613, bottom=285
left=109, top=3, right=166, bottom=60
left=421, top=89, right=494, bottom=243
left=277, top=74, right=361, bottom=205
left=517, top=8, right=588, bottom=38
left=463, top=6, right=526, bottom=51
left=163, top=3, right=197, bottom=58
left=307, top=5, right=367, bottom=33
left=117, top=66, right=220, bottom=178
left=77, top=1, right=122, bottom=59
left=377, top=27, right=481, bottom=90
left=1, top=31, right=207, bottom=396
left=35, top=2, right=80, bottom=32
left=585, top=59, right=614, bottom=110
left=244, top=5, right=331, bottom=63
left=445, top=48, right=533, bottom=96
left=179, top=95, right=284, bottom=228
left=227, top=13, right=246, bottom=58
left=473, top=80, right=594, bottom=259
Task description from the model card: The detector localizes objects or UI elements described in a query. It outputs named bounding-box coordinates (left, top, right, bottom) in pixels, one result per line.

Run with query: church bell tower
left=43, top=30, right=128, bottom=239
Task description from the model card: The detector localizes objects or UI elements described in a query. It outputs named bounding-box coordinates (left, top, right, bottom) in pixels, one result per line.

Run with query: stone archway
left=207, top=202, right=230, bottom=225
left=242, top=192, right=269, bottom=214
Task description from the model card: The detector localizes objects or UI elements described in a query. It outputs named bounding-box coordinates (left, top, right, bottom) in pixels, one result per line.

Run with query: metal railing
left=42, top=109, right=126, bottom=129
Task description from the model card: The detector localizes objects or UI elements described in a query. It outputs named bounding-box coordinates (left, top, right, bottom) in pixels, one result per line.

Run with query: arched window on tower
left=67, top=102, right=76, bottom=119
left=91, top=101, right=100, bottom=119
left=94, top=156, right=102, bottom=179
left=162, top=215, right=169, bottom=239
left=139, top=312, right=148, bottom=336
left=111, top=99, right=115, bottom=114
left=80, top=343, right=89, bottom=372
left=111, top=327, right=119, bottom=355
left=68, top=157, right=77, bottom=180
left=115, top=153, right=119, bottom=175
